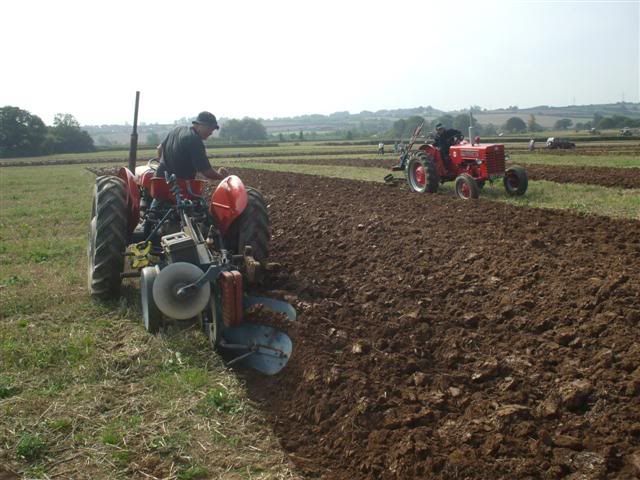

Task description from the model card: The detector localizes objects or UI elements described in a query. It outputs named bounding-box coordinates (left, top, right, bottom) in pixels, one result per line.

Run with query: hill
left=82, top=102, right=640, bottom=146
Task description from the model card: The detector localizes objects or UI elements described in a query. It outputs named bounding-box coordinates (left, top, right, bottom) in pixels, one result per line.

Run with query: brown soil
left=233, top=168, right=640, bottom=480
left=511, top=164, right=640, bottom=190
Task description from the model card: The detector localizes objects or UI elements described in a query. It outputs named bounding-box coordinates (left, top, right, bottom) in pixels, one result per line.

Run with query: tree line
left=0, top=106, right=95, bottom=158
left=389, top=112, right=640, bottom=138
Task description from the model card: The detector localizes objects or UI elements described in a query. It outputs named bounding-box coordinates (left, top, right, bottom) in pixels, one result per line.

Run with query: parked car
left=620, top=127, right=633, bottom=137
left=546, top=137, right=576, bottom=149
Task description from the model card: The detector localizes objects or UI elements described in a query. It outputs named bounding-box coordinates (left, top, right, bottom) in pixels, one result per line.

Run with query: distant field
left=1, top=141, right=638, bottom=220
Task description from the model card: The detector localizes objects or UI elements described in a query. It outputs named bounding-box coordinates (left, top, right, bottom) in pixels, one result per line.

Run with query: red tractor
left=385, top=124, right=528, bottom=199
left=87, top=159, right=295, bottom=375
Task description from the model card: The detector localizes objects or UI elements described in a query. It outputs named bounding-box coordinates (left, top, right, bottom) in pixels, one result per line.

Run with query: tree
left=554, top=118, right=573, bottom=130
left=593, top=112, right=603, bottom=128
left=0, top=106, right=47, bottom=157
left=597, top=117, right=615, bottom=129
left=504, top=117, right=527, bottom=133
left=48, top=113, right=95, bottom=154
left=299, top=130, right=304, bottom=141
left=146, top=132, right=161, bottom=146
left=482, top=123, right=498, bottom=136
left=404, top=116, right=425, bottom=136
left=432, top=114, right=454, bottom=131
left=527, top=114, right=543, bottom=132
left=453, top=113, right=478, bottom=133
left=390, top=116, right=424, bottom=138
left=219, top=117, right=267, bottom=141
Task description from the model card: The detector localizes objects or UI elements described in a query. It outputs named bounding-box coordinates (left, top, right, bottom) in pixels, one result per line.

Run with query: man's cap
left=193, top=111, right=219, bottom=130
left=435, top=123, right=444, bottom=130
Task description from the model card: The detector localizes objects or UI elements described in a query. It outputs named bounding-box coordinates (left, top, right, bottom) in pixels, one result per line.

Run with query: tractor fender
left=210, top=175, right=248, bottom=235
left=135, top=165, right=155, bottom=191
left=117, top=167, right=141, bottom=236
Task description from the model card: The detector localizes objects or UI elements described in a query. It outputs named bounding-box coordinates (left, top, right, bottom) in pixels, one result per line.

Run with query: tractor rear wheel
left=224, top=188, right=270, bottom=261
left=504, top=165, right=528, bottom=196
left=455, top=174, right=480, bottom=199
left=88, top=176, right=128, bottom=299
left=406, top=152, right=439, bottom=193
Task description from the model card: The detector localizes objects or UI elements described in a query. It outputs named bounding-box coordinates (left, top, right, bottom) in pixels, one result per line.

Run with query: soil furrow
left=236, top=169, right=640, bottom=480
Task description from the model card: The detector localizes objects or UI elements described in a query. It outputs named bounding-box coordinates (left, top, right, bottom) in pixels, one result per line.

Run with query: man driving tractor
left=433, top=122, right=463, bottom=171
left=156, top=111, right=228, bottom=181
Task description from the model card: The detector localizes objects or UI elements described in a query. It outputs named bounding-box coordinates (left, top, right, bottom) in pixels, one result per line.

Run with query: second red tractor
left=386, top=124, right=528, bottom=199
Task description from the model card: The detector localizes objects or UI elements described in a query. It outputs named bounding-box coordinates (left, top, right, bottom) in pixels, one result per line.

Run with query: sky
left=1, top=0, right=638, bottom=126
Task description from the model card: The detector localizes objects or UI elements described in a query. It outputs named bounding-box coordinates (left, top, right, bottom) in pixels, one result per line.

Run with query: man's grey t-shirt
left=157, top=126, right=210, bottom=179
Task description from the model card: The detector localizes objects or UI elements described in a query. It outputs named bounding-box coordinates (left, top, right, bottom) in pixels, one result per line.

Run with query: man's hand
left=217, top=167, right=229, bottom=178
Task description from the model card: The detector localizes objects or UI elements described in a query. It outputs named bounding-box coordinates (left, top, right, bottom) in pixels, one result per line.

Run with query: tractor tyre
left=87, top=175, right=128, bottom=299
left=406, top=152, right=439, bottom=194
left=504, top=165, right=528, bottom=196
left=140, top=266, right=163, bottom=334
left=455, top=174, right=480, bottom=200
left=224, top=187, right=270, bottom=261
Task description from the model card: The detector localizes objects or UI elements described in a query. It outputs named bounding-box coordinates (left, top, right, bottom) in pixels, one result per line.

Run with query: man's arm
left=200, top=167, right=229, bottom=181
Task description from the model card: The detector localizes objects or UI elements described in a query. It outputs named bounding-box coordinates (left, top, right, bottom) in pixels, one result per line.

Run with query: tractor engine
left=449, top=143, right=506, bottom=180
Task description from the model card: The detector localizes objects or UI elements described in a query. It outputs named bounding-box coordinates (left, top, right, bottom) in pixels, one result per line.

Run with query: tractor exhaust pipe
left=128, top=91, right=140, bottom=172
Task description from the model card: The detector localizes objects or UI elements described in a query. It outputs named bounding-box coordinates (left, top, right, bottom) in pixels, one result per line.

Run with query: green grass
left=16, top=433, right=47, bottom=461
left=481, top=180, right=640, bottom=219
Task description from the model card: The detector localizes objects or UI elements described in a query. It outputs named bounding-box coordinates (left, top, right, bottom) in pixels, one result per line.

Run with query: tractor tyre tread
left=504, top=165, right=529, bottom=196
left=407, top=152, right=439, bottom=193
left=88, top=175, right=128, bottom=299
left=455, top=174, right=480, bottom=199
left=224, top=187, right=270, bottom=261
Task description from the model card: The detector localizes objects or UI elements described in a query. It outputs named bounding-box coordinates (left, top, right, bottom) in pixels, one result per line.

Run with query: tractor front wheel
left=406, top=152, right=439, bottom=193
left=224, top=187, right=270, bottom=261
left=455, top=174, right=480, bottom=200
left=504, top=165, right=528, bottom=196
left=87, top=176, right=128, bottom=299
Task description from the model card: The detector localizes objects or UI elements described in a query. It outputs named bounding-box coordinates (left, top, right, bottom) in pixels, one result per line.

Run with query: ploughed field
left=234, top=169, right=640, bottom=479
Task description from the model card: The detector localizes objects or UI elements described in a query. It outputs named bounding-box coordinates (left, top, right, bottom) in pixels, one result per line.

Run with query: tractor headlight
left=476, top=160, right=483, bottom=165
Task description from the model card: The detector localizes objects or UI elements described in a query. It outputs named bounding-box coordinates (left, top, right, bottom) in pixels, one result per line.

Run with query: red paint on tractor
left=414, top=164, right=426, bottom=186
left=210, top=175, right=248, bottom=235
left=148, top=177, right=206, bottom=202
left=117, top=167, right=141, bottom=235
left=135, top=165, right=155, bottom=191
